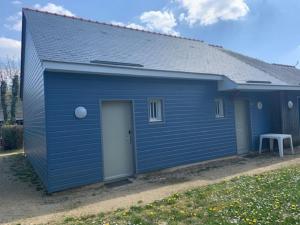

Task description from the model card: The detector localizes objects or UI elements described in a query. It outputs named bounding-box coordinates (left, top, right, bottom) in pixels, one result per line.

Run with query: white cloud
left=5, top=11, right=22, bottom=31
left=11, top=0, right=22, bottom=5
left=140, top=10, right=179, bottom=36
left=5, top=3, right=75, bottom=32
left=111, top=21, right=126, bottom=26
left=176, top=0, right=249, bottom=26
left=111, top=11, right=180, bottom=36
left=34, top=3, right=75, bottom=17
left=179, top=13, right=186, bottom=22
left=6, top=12, right=22, bottom=21
left=111, top=21, right=146, bottom=31
left=126, top=23, right=146, bottom=30
left=0, top=37, right=21, bottom=60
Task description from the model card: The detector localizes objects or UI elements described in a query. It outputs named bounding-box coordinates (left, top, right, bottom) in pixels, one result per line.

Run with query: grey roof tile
left=23, top=9, right=300, bottom=86
left=222, top=49, right=300, bottom=86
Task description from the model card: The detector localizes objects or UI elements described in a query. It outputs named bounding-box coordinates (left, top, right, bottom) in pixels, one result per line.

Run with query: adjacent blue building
left=21, top=8, right=300, bottom=192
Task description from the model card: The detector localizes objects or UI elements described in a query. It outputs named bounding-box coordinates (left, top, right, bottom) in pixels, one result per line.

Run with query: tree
left=10, top=75, right=19, bottom=124
left=0, top=57, right=20, bottom=124
left=0, top=80, right=8, bottom=123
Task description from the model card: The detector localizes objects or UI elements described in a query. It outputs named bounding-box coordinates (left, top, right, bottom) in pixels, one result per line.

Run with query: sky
left=0, top=0, right=300, bottom=67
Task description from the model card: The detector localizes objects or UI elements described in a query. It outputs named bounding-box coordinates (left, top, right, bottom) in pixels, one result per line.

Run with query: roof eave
left=40, top=60, right=300, bottom=91
left=219, top=83, right=300, bottom=91
left=42, top=60, right=223, bottom=81
left=236, top=84, right=300, bottom=91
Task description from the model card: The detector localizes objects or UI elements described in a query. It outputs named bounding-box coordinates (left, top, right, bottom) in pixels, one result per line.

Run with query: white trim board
left=42, top=60, right=300, bottom=91
left=42, top=60, right=223, bottom=81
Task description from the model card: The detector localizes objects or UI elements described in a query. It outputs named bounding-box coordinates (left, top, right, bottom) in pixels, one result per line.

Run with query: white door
left=101, top=101, right=134, bottom=181
left=234, top=100, right=250, bottom=154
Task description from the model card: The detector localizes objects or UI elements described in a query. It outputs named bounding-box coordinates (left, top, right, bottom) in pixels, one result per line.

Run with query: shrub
left=1, top=125, right=23, bottom=150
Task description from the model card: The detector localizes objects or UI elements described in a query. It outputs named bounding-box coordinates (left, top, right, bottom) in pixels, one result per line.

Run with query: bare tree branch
left=0, top=57, right=20, bottom=82
left=0, top=57, right=21, bottom=124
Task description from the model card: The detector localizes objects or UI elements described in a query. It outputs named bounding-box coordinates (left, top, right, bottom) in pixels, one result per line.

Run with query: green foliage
left=1, top=125, right=23, bottom=150
left=57, top=166, right=300, bottom=225
left=10, top=75, right=19, bottom=124
left=1, top=80, right=8, bottom=123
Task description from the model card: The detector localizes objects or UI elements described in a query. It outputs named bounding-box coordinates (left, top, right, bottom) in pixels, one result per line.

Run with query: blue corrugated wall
left=44, top=72, right=237, bottom=192
left=238, top=92, right=281, bottom=150
left=281, top=91, right=300, bottom=137
left=248, top=93, right=273, bottom=149
left=23, top=29, right=48, bottom=187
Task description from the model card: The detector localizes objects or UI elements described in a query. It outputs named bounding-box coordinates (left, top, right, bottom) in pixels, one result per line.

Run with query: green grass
left=58, top=165, right=300, bottom=225
left=8, top=153, right=45, bottom=192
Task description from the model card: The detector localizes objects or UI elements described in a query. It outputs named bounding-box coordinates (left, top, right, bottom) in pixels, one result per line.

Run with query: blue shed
left=21, top=8, right=300, bottom=192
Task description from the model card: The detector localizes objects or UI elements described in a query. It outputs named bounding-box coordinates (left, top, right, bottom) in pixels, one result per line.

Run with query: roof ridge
left=208, top=44, right=223, bottom=49
left=221, top=48, right=268, bottom=64
left=222, top=49, right=299, bottom=70
left=22, top=7, right=205, bottom=44
left=272, top=63, right=296, bottom=68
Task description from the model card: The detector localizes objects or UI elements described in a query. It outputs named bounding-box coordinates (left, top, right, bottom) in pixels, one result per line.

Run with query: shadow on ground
left=0, top=148, right=299, bottom=224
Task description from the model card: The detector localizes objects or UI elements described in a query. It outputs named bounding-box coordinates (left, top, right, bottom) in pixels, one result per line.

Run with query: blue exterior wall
left=42, top=72, right=294, bottom=192
left=245, top=90, right=300, bottom=148
left=237, top=92, right=281, bottom=150
left=280, top=91, right=300, bottom=142
left=248, top=93, right=275, bottom=149
left=44, top=72, right=237, bottom=192
left=22, top=29, right=48, bottom=187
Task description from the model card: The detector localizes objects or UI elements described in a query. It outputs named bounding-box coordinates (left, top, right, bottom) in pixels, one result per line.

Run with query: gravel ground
left=0, top=149, right=299, bottom=225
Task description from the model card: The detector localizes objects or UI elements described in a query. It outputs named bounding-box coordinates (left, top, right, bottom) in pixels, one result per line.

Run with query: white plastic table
left=259, top=134, right=294, bottom=157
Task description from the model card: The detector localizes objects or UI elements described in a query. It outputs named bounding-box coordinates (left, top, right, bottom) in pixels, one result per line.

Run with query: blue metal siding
left=45, top=73, right=237, bottom=192
left=249, top=94, right=272, bottom=149
left=238, top=92, right=280, bottom=150
left=23, top=30, right=48, bottom=187
left=281, top=91, right=300, bottom=141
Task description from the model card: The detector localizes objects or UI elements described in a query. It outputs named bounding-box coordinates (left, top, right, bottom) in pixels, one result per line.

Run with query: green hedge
left=1, top=125, right=23, bottom=150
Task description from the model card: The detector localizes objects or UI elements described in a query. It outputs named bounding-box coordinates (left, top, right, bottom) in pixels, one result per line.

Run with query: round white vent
left=288, top=101, right=294, bottom=109
left=75, top=106, right=87, bottom=119
left=257, top=101, right=263, bottom=110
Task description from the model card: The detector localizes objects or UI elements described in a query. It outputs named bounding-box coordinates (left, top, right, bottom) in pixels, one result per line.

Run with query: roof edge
left=41, top=60, right=300, bottom=91
left=218, top=76, right=300, bottom=91
left=20, top=11, right=27, bottom=99
left=236, top=83, right=300, bottom=91
left=42, top=60, right=223, bottom=81
left=220, top=84, right=300, bottom=91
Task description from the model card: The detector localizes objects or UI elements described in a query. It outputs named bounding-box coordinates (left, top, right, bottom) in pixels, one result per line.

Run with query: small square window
left=215, top=98, right=224, bottom=118
left=149, top=99, right=163, bottom=122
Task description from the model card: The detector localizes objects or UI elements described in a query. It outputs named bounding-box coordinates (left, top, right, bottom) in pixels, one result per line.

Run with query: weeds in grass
left=58, top=166, right=300, bottom=225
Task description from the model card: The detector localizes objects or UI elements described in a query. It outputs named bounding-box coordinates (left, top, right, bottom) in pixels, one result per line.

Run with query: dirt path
left=1, top=150, right=300, bottom=225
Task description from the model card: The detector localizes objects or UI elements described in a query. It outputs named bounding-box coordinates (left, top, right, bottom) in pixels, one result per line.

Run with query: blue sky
left=1, top=0, right=300, bottom=67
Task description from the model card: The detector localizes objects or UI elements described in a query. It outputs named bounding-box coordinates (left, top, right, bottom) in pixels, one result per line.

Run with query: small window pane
left=149, top=99, right=163, bottom=122
left=215, top=99, right=224, bottom=118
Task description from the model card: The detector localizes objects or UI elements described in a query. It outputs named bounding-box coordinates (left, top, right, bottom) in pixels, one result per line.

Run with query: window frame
left=148, top=98, right=164, bottom=123
left=215, top=98, right=225, bottom=118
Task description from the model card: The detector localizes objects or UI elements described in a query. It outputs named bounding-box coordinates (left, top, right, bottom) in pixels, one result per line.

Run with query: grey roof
left=222, top=49, right=300, bottom=86
left=23, top=8, right=300, bottom=87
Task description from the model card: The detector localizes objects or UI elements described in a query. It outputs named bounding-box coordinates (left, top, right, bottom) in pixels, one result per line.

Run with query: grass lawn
left=59, top=165, right=300, bottom=225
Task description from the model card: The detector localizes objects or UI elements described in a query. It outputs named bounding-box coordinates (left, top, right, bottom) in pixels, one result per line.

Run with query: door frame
left=234, top=98, right=252, bottom=154
left=99, top=99, right=137, bottom=181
